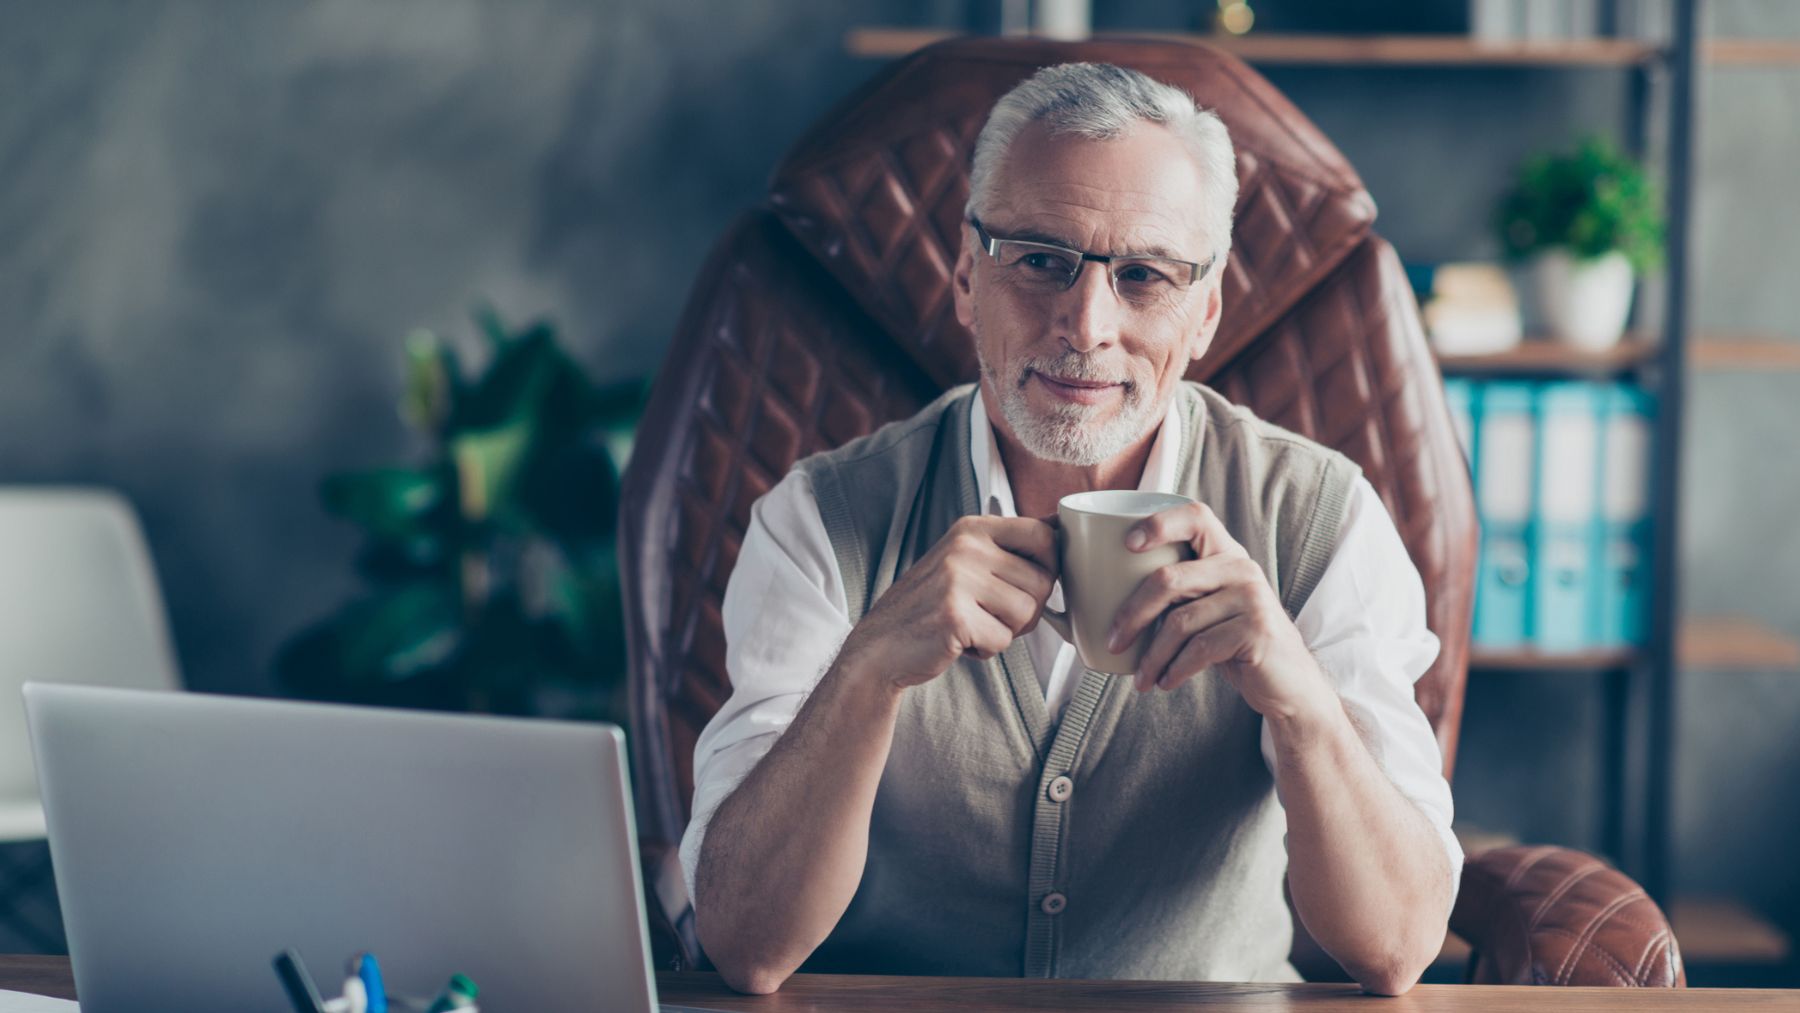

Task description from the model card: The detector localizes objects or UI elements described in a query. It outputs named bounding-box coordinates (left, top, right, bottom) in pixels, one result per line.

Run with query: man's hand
left=1105, top=501, right=1332, bottom=721
left=840, top=515, right=1058, bottom=691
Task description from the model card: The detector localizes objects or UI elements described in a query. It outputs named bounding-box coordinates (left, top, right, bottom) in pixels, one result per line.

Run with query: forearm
left=1269, top=692, right=1450, bottom=995
left=694, top=650, right=903, bottom=993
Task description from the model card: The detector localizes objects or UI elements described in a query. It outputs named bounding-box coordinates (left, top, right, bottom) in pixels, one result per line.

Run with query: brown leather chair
left=620, top=36, right=1683, bottom=988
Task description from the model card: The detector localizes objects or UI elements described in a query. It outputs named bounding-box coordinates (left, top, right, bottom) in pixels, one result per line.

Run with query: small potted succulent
left=1495, top=137, right=1665, bottom=350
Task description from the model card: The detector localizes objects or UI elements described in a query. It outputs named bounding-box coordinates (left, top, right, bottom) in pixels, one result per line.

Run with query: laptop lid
left=24, top=683, right=658, bottom=1013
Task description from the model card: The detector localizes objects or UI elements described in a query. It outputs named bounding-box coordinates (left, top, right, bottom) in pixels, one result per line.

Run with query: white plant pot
left=1530, top=249, right=1636, bottom=351
left=1033, top=0, right=1090, bottom=39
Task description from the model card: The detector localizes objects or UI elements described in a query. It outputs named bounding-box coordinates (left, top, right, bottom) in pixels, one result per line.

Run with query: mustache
left=1018, top=352, right=1133, bottom=388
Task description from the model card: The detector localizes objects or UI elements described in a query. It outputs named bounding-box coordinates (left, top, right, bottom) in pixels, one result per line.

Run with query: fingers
left=1125, top=501, right=1244, bottom=559
left=957, top=600, right=1018, bottom=661
left=986, top=548, right=1056, bottom=606
left=942, top=515, right=1058, bottom=602
left=974, top=571, right=1046, bottom=640
left=936, top=514, right=1066, bottom=659
left=1132, top=592, right=1240, bottom=689
left=1134, top=597, right=1251, bottom=692
left=985, top=515, right=1060, bottom=575
left=1138, top=614, right=1256, bottom=693
left=1109, top=555, right=1263, bottom=657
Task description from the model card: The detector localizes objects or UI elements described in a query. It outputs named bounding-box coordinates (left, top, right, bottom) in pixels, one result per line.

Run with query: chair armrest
left=1450, top=844, right=1684, bottom=987
left=639, top=837, right=701, bottom=971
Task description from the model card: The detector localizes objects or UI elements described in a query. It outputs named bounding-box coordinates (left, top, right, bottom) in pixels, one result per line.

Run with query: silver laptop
left=24, top=683, right=659, bottom=1013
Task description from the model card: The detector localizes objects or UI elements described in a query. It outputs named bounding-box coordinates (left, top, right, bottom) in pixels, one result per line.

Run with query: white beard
left=979, top=346, right=1164, bottom=468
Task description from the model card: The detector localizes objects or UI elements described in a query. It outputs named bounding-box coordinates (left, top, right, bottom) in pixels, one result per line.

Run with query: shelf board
left=1470, top=646, right=1640, bottom=672
left=1671, top=897, right=1792, bottom=964
left=845, top=29, right=1664, bottom=67
left=1691, top=334, right=1800, bottom=370
left=1435, top=335, right=1800, bottom=375
left=1470, top=618, right=1800, bottom=673
left=848, top=29, right=1800, bottom=69
left=845, top=27, right=954, bottom=57
left=1134, top=32, right=1663, bottom=67
left=1705, top=39, right=1800, bottom=67
left=1678, top=616, right=1800, bottom=671
left=1435, top=337, right=1659, bottom=377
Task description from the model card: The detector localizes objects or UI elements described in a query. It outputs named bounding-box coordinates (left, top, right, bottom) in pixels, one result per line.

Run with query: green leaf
left=587, top=377, right=649, bottom=428
left=321, top=466, right=450, bottom=541
left=473, top=302, right=510, bottom=348
left=1494, top=134, right=1664, bottom=271
left=273, top=582, right=465, bottom=701
left=400, top=329, right=459, bottom=435
left=549, top=541, right=626, bottom=675
left=335, top=583, right=464, bottom=683
left=352, top=537, right=452, bottom=582
left=453, top=323, right=563, bottom=431
left=518, top=431, right=620, bottom=546
left=451, top=417, right=535, bottom=524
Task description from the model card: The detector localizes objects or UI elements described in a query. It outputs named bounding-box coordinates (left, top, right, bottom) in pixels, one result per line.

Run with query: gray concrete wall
left=1, top=0, right=913, bottom=700
left=4, top=0, right=1797, bottom=952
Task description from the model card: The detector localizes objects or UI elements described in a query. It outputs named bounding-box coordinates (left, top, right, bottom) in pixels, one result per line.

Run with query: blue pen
left=357, top=952, right=388, bottom=1013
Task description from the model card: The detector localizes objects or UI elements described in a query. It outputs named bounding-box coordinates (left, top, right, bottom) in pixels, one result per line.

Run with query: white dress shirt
left=678, top=388, right=1462, bottom=918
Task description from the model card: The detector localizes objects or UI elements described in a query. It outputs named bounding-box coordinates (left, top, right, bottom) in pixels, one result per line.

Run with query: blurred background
left=3, top=0, right=1798, bottom=988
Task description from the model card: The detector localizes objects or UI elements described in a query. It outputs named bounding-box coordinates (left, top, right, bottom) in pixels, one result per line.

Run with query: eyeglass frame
left=967, top=217, right=1217, bottom=301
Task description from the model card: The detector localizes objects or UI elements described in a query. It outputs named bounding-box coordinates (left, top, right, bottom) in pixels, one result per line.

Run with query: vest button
left=1040, top=891, right=1067, bottom=916
left=1046, top=775, right=1073, bottom=803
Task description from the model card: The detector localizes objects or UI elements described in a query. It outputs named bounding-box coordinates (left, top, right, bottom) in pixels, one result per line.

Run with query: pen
left=357, top=952, right=388, bottom=1013
left=273, top=949, right=327, bottom=1013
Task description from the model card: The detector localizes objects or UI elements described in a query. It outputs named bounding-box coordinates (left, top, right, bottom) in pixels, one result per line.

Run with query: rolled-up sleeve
left=1262, top=475, right=1463, bottom=908
left=677, top=468, right=853, bottom=909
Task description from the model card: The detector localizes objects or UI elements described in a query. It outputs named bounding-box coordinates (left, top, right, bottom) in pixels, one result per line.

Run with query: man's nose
left=1054, top=260, right=1122, bottom=353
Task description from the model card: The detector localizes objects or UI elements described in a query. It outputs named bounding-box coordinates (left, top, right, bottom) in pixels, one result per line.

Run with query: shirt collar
left=970, top=384, right=1186, bottom=518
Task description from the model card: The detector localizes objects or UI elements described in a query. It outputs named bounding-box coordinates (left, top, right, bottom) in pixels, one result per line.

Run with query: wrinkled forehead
left=981, top=119, right=1215, bottom=259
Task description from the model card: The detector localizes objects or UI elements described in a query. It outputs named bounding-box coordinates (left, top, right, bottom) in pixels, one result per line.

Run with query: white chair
left=0, top=488, right=182, bottom=843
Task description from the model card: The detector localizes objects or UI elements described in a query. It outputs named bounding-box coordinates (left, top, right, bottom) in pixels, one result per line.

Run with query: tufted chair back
left=622, top=33, right=1475, bottom=858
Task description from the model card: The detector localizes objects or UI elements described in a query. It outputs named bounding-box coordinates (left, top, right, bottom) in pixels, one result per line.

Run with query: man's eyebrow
left=992, top=224, right=1082, bottom=249
left=1123, top=242, right=1190, bottom=262
left=997, top=223, right=1189, bottom=262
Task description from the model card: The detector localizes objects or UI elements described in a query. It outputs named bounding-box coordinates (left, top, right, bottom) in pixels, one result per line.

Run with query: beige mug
left=1038, top=490, right=1197, bottom=675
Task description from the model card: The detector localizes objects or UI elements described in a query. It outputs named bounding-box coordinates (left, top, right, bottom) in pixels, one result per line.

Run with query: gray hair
left=964, top=62, right=1238, bottom=267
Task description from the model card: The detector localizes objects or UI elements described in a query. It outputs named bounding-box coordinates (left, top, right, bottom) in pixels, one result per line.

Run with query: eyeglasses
left=969, top=217, right=1215, bottom=308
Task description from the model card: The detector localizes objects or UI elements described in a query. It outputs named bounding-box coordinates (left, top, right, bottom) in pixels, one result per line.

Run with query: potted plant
left=275, top=309, right=644, bottom=720
left=1495, top=137, right=1665, bottom=350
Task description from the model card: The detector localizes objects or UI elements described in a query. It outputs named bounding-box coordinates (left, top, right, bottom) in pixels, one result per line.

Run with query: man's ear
left=953, top=225, right=977, bottom=331
left=1188, top=277, right=1224, bottom=363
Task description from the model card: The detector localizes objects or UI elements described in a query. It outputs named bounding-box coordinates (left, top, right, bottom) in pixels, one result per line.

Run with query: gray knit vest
left=796, top=381, right=1359, bottom=981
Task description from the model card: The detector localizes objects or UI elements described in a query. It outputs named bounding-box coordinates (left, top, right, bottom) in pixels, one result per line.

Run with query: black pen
left=273, top=949, right=327, bottom=1013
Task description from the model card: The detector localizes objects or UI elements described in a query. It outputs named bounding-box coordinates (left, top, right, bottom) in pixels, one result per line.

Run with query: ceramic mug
left=1038, top=490, right=1197, bottom=675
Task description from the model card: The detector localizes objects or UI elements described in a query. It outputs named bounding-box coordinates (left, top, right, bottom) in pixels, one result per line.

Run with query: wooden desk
left=5, top=958, right=1798, bottom=1009
left=657, top=972, right=1799, bottom=1010
left=0, top=956, right=76, bottom=1001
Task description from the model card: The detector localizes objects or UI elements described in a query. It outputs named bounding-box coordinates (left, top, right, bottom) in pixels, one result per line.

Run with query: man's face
left=953, top=119, right=1225, bottom=468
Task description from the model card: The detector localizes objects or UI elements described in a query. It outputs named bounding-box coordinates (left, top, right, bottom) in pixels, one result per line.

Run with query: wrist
left=1261, top=659, right=1348, bottom=756
left=828, top=636, right=910, bottom=706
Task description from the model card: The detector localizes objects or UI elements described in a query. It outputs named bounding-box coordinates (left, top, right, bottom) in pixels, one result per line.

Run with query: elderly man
left=679, top=62, right=1459, bottom=996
